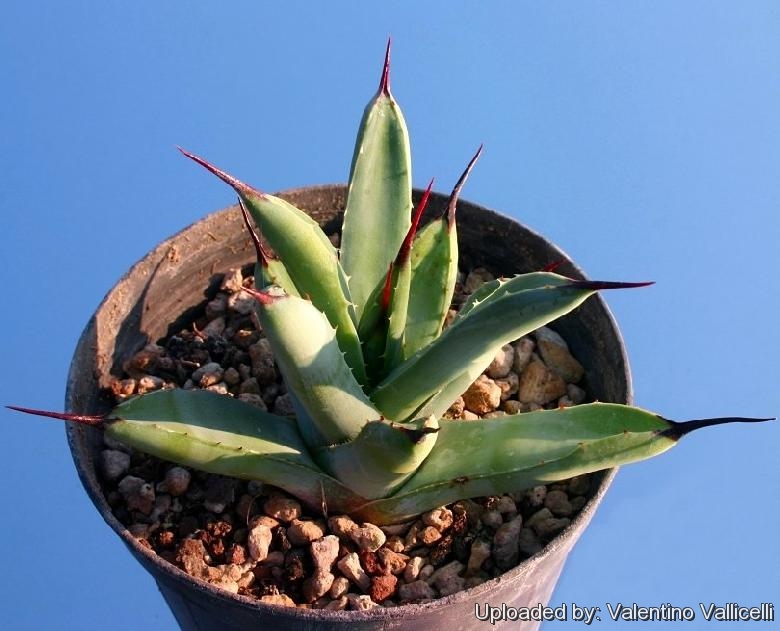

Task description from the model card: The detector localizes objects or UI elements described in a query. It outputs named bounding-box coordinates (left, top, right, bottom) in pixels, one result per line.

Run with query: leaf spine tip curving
left=380, top=263, right=394, bottom=313
left=446, top=144, right=483, bottom=226
left=6, top=405, right=105, bottom=427
left=397, top=178, right=434, bottom=265
left=379, top=38, right=392, bottom=96
left=662, top=416, right=774, bottom=440
left=178, top=147, right=264, bottom=199
left=562, top=279, right=655, bottom=291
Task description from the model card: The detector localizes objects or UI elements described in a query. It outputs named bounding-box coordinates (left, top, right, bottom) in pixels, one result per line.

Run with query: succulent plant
left=11, top=43, right=771, bottom=525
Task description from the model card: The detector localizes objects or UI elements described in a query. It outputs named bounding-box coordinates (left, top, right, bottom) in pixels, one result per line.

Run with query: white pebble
left=310, top=535, right=340, bottom=572
left=247, top=523, right=273, bottom=561
left=263, top=495, right=301, bottom=523
left=486, top=344, right=515, bottom=379
left=513, top=337, right=535, bottom=373
left=220, top=268, right=244, bottom=293
left=329, top=576, right=350, bottom=599
left=337, top=552, right=370, bottom=592
left=404, top=556, right=425, bottom=582
left=467, top=538, right=492, bottom=573
left=421, top=507, right=453, bottom=531
left=346, top=594, right=378, bottom=611
left=303, top=570, right=334, bottom=602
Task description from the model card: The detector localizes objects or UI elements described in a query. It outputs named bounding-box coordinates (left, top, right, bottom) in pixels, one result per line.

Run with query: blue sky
left=1, top=2, right=778, bottom=629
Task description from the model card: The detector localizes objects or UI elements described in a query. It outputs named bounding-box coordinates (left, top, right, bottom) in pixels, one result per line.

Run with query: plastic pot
left=65, top=185, right=630, bottom=630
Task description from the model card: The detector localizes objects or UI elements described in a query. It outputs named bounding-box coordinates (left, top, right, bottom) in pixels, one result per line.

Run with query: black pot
left=65, top=185, right=630, bottom=630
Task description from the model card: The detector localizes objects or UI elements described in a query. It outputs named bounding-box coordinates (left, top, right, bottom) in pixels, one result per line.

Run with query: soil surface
left=98, top=264, right=595, bottom=610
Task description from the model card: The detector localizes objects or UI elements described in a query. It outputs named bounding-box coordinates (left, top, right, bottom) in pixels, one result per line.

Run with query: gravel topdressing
left=98, top=263, right=596, bottom=610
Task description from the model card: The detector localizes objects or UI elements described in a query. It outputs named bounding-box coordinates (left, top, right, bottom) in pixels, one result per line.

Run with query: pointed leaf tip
left=397, top=178, right=434, bottom=265
left=379, top=38, right=392, bottom=95
left=664, top=416, right=774, bottom=440
left=380, top=263, right=394, bottom=314
left=447, top=144, right=483, bottom=226
left=178, top=147, right=263, bottom=199
left=563, top=279, right=655, bottom=291
left=6, top=405, right=104, bottom=427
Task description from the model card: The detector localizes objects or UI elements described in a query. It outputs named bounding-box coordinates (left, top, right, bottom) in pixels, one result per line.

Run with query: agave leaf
left=350, top=404, right=771, bottom=524
left=414, top=276, right=558, bottom=413
left=180, top=149, right=366, bottom=384
left=11, top=395, right=770, bottom=525
left=382, top=181, right=433, bottom=374
left=417, top=279, right=651, bottom=418
left=104, top=390, right=366, bottom=514
left=371, top=274, right=649, bottom=420
left=355, top=269, right=392, bottom=384
left=353, top=183, right=433, bottom=382
left=359, top=316, right=391, bottom=387
left=453, top=277, right=502, bottom=320
left=341, top=41, right=412, bottom=323
left=239, top=199, right=300, bottom=296
left=403, top=217, right=457, bottom=358
left=356, top=270, right=389, bottom=342
left=383, top=261, right=412, bottom=374
left=248, top=288, right=381, bottom=447
left=404, top=147, right=481, bottom=358
left=313, top=415, right=439, bottom=499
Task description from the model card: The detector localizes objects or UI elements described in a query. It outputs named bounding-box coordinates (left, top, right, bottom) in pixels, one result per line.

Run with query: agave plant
left=11, top=43, right=770, bottom=525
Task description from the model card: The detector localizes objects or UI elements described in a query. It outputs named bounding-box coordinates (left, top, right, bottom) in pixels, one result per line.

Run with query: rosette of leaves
left=11, top=43, right=770, bottom=525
